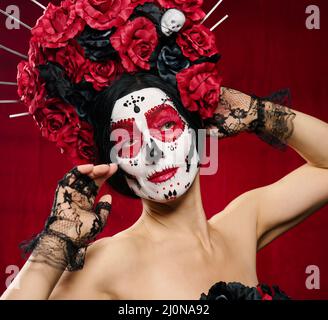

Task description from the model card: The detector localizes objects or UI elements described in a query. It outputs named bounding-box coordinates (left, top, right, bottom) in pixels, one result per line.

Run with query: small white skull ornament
left=161, top=8, right=186, bottom=36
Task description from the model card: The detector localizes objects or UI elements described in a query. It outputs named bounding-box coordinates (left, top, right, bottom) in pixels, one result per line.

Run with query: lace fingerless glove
left=204, top=87, right=296, bottom=151
left=247, top=89, right=297, bottom=151
left=19, top=167, right=111, bottom=271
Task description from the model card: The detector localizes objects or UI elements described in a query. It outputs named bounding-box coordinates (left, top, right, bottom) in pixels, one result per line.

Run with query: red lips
left=147, top=167, right=178, bottom=184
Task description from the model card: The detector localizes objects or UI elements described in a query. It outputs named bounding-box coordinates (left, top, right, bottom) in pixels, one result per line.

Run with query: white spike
left=210, top=14, right=229, bottom=32
left=0, top=81, right=17, bottom=86
left=30, top=0, right=46, bottom=10
left=9, top=112, right=30, bottom=119
left=0, top=100, right=21, bottom=104
left=201, top=0, right=223, bottom=24
left=0, top=9, right=32, bottom=30
left=0, top=44, right=28, bottom=59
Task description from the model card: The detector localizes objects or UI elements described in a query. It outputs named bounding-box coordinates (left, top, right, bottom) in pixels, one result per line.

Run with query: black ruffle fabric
left=199, top=281, right=291, bottom=301
left=248, top=88, right=295, bottom=151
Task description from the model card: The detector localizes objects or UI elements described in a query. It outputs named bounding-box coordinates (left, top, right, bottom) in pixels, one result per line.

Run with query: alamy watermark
left=305, top=265, right=320, bottom=290
left=3, top=263, right=322, bottom=292
left=4, top=5, right=21, bottom=30
left=306, top=5, right=320, bottom=30
left=3, top=4, right=321, bottom=30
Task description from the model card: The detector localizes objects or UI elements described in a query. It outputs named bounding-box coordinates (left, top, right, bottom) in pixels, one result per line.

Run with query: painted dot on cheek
left=163, top=187, right=165, bottom=190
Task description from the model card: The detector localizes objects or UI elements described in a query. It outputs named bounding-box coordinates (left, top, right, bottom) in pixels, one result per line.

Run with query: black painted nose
left=145, top=138, right=164, bottom=165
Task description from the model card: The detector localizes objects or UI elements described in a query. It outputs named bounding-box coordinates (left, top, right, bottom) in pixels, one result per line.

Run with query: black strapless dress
left=199, top=281, right=291, bottom=300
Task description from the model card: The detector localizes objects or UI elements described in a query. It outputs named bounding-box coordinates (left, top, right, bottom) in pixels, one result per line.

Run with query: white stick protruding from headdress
left=0, top=100, right=21, bottom=104
left=0, top=81, right=17, bottom=86
left=201, top=0, right=223, bottom=25
left=0, top=9, right=32, bottom=30
left=30, top=0, right=46, bottom=10
left=210, top=14, right=229, bottom=32
left=9, top=112, right=30, bottom=119
left=0, top=44, right=28, bottom=59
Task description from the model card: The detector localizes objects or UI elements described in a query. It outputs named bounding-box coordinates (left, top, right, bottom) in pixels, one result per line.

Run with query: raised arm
left=206, top=87, right=328, bottom=250
left=1, top=164, right=116, bottom=299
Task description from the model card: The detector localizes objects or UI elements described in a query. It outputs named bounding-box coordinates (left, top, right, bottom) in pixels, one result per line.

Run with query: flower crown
left=16, top=0, right=224, bottom=165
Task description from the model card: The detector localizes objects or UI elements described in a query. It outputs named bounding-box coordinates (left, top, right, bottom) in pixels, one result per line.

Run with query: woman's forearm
left=281, top=108, right=328, bottom=168
left=1, top=234, right=68, bottom=299
left=249, top=95, right=328, bottom=168
left=0, top=258, right=64, bottom=300
left=206, top=86, right=328, bottom=168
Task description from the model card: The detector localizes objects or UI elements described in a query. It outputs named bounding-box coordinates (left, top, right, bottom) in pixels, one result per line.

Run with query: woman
left=1, top=72, right=328, bottom=300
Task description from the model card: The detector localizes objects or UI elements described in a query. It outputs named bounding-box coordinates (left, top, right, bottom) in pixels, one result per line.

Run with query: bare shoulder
left=209, top=188, right=262, bottom=222
left=208, top=188, right=263, bottom=239
left=49, top=233, right=141, bottom=299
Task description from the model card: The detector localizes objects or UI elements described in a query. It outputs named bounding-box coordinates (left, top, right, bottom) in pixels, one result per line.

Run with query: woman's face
left=110, top=87, right=200, bottom=202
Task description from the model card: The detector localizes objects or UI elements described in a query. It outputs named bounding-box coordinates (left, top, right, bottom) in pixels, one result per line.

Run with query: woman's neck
left=131, top=173, right=214, bottom=252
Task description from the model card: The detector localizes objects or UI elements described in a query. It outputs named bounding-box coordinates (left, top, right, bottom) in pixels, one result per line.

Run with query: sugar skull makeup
left=110, top=87, right=199, bottom=202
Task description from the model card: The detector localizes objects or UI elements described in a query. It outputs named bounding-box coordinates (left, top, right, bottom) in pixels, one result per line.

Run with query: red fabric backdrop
left=0, top=0, right=327, bottom=299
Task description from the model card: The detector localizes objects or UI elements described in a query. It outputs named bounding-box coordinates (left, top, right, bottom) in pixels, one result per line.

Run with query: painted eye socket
left=110, top=118, right=143, bottom=158
left=145, top=104, right=185, bottom=143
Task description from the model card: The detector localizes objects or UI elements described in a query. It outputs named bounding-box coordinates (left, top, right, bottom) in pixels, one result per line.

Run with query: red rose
left=17, top=61, right=41, bottom=106
left=156, top=0, right=205, bottom=22
left=56, top=124, right=79, bottom=154
left=28, top=85, right=47, bottom=114
left=70, top=122, right=97, bottom=165
left=75, top=0, right=136, bottom=30
left=32, top=1, right=85, bottom=48
left=111, top=17, right=158, bottom=72
left=28, top=39, right=47, bottom=68
left=176, top=62, right=223, bottom=120
left=45, top=40, right=88, bottom=83
left=177, top=24, right=218, bottom=62
left=84, top=59, right=123, bottom=91
left=32, top=98, right=80, bottom=142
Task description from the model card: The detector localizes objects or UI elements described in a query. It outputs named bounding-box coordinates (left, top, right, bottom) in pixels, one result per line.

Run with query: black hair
left=89, top=72, right=204, bottom=198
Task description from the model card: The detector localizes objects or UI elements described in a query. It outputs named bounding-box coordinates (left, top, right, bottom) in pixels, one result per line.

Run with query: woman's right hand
left=47, top=163, right=118, bottom=246
left=20, top=163, right=118, bottom=271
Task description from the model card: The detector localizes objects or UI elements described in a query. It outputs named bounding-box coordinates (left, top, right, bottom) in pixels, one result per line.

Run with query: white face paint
left=161, top=9, right=186, bottom=36
left=110, top=87, right=199, bottom=202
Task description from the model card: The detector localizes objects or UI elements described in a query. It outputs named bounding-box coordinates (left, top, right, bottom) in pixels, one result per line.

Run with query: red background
left=0, top=0, right=327, bottom=299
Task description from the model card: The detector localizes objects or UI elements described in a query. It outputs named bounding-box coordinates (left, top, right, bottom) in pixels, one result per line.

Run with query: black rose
left=38, top=62, right=96, bottom=120
left=76, top=25, right=119, bottom=62
left=157, top=44, right=190, bottom=86
left=130, top=2, right=164, bottom=35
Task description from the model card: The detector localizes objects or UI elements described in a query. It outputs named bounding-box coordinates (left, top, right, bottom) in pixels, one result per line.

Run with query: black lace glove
left=19, top=166, right=112, bottom=271
left=204, top=87, right=297, bottom=151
